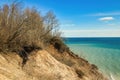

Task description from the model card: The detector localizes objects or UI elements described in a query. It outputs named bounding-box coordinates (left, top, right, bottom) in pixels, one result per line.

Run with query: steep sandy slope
left=46, top=45, right=108, bottom=80
left=23, top=50, right=80, bottom=80
left=0, top=47, right=108, bottom=80
left=0, top=50, right=79, bottom=80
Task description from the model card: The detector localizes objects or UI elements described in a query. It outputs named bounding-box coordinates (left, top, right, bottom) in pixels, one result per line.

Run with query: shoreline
left=66, top=38, right=120, bottom=80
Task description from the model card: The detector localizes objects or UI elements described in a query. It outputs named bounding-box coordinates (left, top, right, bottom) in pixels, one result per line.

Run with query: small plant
left=50, top=37, right=69, bottom=53
left=75, top=69, right=84, bottom=78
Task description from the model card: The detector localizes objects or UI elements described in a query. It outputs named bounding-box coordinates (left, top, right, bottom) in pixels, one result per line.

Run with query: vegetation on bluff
left=0, top=2, right=63, bottom=65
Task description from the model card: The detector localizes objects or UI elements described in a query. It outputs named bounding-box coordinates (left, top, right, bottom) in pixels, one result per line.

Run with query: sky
left=0, top=0, right=120, bottom=37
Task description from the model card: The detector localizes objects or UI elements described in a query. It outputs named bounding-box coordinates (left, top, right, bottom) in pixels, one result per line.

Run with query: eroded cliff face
left=0, top=47, right=108, bottom=80
left=46, top=45, right=108, bottom=80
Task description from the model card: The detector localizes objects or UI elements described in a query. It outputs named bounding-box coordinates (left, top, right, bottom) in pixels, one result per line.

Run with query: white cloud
left=99, top=17, right=114, bottom=21
left=87, top=11, right=120, bottom=16
left=61, top=30, right=120, bottom=37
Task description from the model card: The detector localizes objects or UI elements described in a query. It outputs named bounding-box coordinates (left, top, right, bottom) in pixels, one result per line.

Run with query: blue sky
left=1, top=0, right=120, bottom=37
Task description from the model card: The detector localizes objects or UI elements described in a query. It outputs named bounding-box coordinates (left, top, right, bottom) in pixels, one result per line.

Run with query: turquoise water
left=65, top=38, right=120, bottom=80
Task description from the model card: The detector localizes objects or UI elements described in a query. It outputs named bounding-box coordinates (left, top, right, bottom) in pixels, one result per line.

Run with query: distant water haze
left=65, top=37, right=120, bottom=80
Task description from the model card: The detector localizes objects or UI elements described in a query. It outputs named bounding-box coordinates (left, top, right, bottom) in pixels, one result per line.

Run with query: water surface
left=64, top=37, right=120, bottom=80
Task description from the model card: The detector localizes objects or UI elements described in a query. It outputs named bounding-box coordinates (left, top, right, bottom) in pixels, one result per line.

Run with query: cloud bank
left=62, top=30, right=120, bottom=37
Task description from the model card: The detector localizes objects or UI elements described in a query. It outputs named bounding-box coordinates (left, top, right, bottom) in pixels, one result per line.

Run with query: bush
left=0, top=2, right=61, bottom=65
left=75, top=69, right=84, bottom=78
left=50, top=37, right=69, bottom=53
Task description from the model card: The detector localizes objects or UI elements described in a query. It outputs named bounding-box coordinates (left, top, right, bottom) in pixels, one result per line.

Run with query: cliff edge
left=0, top=45, right=108, bottom=80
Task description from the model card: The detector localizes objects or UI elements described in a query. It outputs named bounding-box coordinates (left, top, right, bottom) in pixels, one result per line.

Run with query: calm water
left=64, top=37, right=120, bottom=80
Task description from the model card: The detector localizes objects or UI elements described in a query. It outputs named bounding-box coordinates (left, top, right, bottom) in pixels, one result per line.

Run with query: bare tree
left=0, top=2, right=61, bottom=52
left=0, top=2, right=63, bottom=65
left=41, top=11, right=59, bottom=38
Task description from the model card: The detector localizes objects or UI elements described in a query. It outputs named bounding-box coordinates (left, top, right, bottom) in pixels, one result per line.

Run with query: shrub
left=0, top=2, right=61, bottom=65
left=75, top=69, right=84, bottom=78
left=49, top=37, right=69, bottom=53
